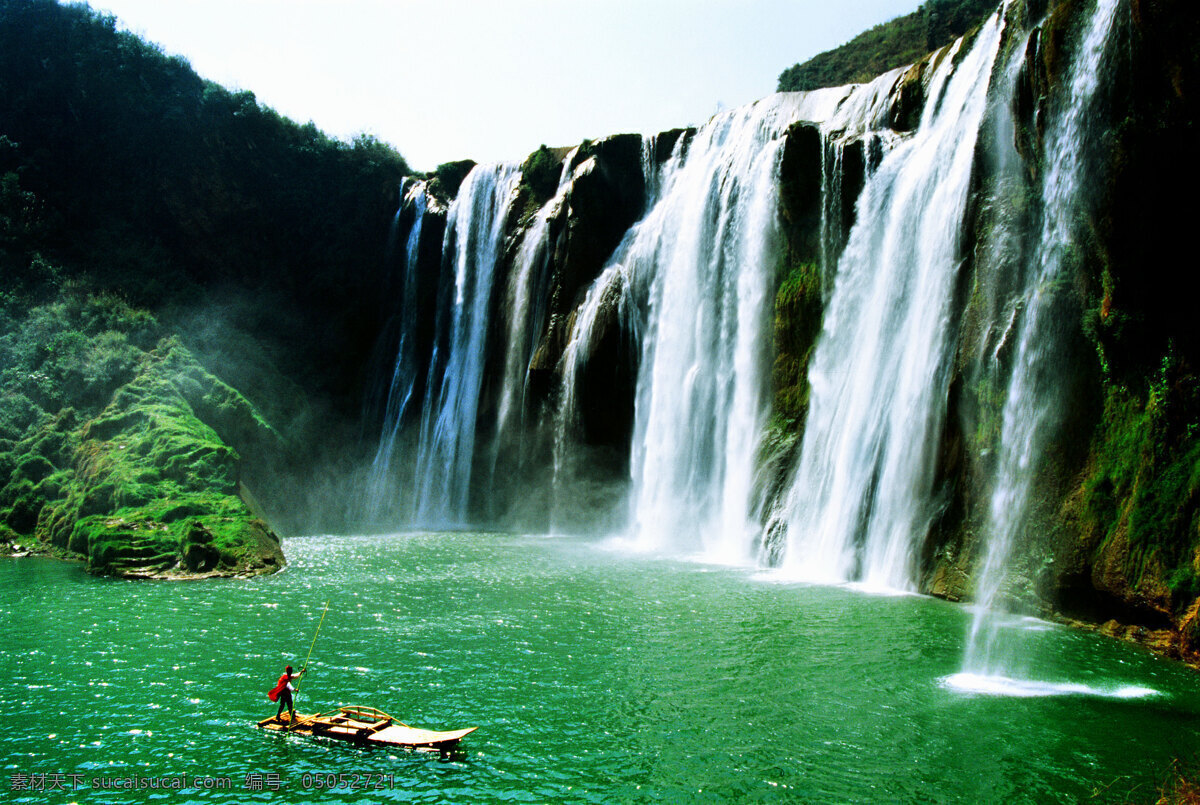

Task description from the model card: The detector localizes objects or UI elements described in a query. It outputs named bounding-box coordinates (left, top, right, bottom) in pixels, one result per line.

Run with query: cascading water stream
left=413, top=163, right=521, bottom=526
left=959, top=0, right=1123, bottom=683
left=612, top=96, right=821, bottom=561
left=775, top=9, right=1006, bottom=590
left=489, top=148, right=581, bottom=476
left=818, top=140, right=850, bottom=301
left=553, top=82, right=910, bottom=558
left=551, top=94, right=838, bottom=557
left=814, top=66, right=907, bottom=299
left=364, top=180, right=428, bottom=520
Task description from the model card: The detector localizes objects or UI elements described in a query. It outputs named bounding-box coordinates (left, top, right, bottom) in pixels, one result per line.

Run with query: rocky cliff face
left=367, top=3, right=1200, bottom=662
left=497, top=133, right=646, bottom=448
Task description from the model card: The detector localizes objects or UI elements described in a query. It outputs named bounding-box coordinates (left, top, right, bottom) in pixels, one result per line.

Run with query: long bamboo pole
left=295, top=600, right=329, bottom=700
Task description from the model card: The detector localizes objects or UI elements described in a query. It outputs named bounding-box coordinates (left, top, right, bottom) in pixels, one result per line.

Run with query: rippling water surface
left=3, top=532, right=1200, bottom=803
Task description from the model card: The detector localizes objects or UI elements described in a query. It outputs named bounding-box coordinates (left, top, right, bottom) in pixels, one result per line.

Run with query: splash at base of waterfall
left=942, top=673, right=1160, bottom=699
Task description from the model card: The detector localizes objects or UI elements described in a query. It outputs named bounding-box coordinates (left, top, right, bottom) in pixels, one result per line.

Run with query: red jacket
left=267, top=673, right=290, bottom=702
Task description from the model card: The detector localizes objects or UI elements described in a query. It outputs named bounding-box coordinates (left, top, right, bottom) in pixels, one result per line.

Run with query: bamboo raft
left=257, top=706, right=477, bottom=752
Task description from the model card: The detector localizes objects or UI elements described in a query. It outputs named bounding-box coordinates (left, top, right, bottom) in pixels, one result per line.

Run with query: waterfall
left=575, top=92, right=840, bottom=560
left=359, top=1, right=1127, bottom=624
left=488, top=149, right=581, bottom=490
left=365, top=180, right=429, bottom=521
left=413, top=163, right=521, bottom=526
left=963, top=0, right=1123, bottom=676
left=775, top=10, right=1006, bottom=590
left=608, top=98, right=788, bottom=559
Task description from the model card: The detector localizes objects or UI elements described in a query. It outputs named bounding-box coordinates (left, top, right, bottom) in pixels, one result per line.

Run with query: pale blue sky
left=93, top=0, right=923, bottom=171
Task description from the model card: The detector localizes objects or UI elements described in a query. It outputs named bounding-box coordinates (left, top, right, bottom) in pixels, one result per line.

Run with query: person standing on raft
left=268, top=665, right=305, bottom=724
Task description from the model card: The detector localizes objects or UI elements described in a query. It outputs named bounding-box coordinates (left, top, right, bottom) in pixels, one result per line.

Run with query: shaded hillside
left=0, top=0, right=409, bottom=408
left=1, top=0, right=413, bottom=561
left=777, top=0, right=998, bottom=91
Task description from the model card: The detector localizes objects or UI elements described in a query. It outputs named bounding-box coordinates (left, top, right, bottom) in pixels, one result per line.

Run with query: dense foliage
left=0, top=0, right=409, bottom=402
left=1, top=0, right=414, bottom=561
left=776, top=0, right=998, bottom=91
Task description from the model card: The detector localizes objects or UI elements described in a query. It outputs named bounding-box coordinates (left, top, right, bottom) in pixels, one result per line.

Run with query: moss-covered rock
left=772, top=262, right=822, bottom=423
left=0, top=328, right=287, bottom=578
left=426, top=160, right=477, bottom=206
left=0, top=408, right=80, bottom=537
left=1054, top=376, right=1200, bottom=623
left=889, top=59, right=929, bottom=132
left=510, top=145, right=573, bottom=227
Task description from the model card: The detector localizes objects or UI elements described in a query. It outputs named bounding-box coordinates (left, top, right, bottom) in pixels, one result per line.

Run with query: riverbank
left=1061, top=614, right=1200, bottom=674
left=0, top=518, right=283, bottom=580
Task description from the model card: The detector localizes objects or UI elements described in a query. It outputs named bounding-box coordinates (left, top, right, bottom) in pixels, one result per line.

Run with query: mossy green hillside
left=776, top=0, right=996, bottom=92
left=1, top=287, right=154, bottom=547
left=37, top=341, right=283, bottom=576
left=1, top=283, right=284, bottom=577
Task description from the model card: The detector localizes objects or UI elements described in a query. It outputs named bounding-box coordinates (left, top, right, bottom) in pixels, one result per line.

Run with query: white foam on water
left=942, top=672, right=1161, bottom=700
left=749, top=566, right=918, bottom=598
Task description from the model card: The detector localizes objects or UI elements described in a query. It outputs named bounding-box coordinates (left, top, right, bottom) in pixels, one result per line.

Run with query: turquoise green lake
left=3, top=532, right=1200, bottom=803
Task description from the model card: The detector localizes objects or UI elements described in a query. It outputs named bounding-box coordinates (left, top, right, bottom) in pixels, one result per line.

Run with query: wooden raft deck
left=257, top=706, right=477, bottom=752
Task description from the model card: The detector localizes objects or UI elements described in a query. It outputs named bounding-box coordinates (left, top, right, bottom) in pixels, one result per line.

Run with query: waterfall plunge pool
left=3, top=531, right=1198, bottom=803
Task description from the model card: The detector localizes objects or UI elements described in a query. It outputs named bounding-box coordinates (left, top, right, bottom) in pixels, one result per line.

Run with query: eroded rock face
left=553, top=135, right=646, bottom=333
left=889, top=61, right=929, bottom=133
left=570, top=275, right=638, bottom=448
left=778, top=123, right=823, bottom=265
left=501, top=133, right=647, bottom=445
